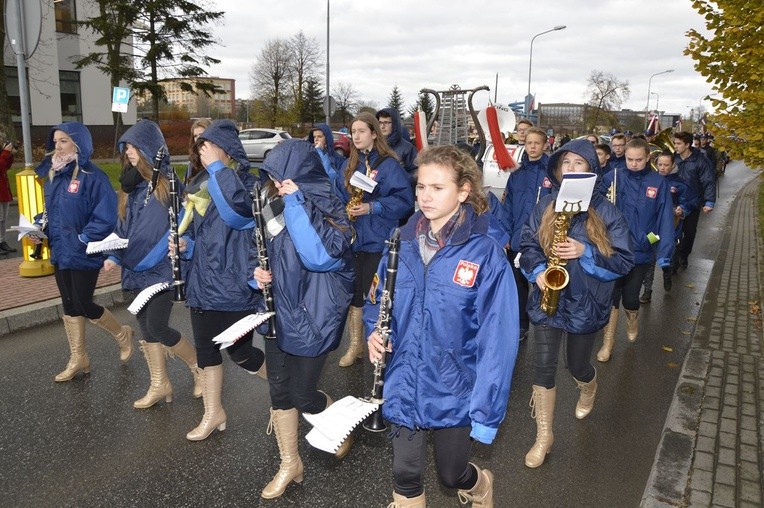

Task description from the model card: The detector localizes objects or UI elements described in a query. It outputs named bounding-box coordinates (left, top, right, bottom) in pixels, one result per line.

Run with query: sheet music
left=212, top=312, right=276, bottom=349
left=349, top=171, right=378, bottom=193
left=11, top=214, right=46, bottom=240
left=86, top=233, right=129, bottom=254
left=303, top=396, right=379, bottom=453
left=555, top=172, right=597, bottom=212
left=128, top=282, right=171, bottom=314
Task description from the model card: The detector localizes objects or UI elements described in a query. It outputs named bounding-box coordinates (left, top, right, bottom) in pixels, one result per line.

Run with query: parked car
left=333, top=131, right=351, bottom=158
left=238, top=128, right=291, bottom=161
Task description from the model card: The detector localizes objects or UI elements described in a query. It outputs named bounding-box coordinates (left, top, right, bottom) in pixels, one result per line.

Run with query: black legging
left=264, top=338, right=328, bottom=414
left=351, top=251, right=383, bottom=307
left=611, top=263, right=651, bottom=311
left=189, top=308, right=264, bottom=370
left=54, top=267, right=104, bottom=319
left=677, top=208, right=701, bottom=261
left=533, top=325, right=596, bottom=388
left=135, top=290, right=181, bottom=346
left=509, top=250, right=529, bottom=330
left=391, top=426, right=477, bottom=498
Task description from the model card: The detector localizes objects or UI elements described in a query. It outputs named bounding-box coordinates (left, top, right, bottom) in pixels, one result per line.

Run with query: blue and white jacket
left=502, top=152, right=552, bottom=251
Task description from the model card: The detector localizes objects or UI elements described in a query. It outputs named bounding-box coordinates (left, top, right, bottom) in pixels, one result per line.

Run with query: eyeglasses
left=378, top=121, right=393, bottom=126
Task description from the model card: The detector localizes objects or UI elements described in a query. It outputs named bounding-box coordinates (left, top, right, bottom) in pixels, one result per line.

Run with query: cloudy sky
left=205, top=0, right=715, bottom=119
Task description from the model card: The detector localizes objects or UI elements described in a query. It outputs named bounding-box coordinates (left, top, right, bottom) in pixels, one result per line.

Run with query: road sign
left=112, top=87, right=130, bottom=113
left=323, top=96, right=336, bottom=117
left=4, top=0, right=42, bottom=59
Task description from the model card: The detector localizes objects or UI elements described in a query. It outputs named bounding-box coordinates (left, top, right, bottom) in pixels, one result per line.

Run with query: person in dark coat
left=105, top=120, right=201, bottom=409
left=253, top=139, right=355, bottom=499
left=520, top=139, right=634, bottom=468
left=33, top=122, right=134, bottom=382
left=307, top=123, right=345, bottom=186
left=376, top=107, right=418, bottom=184
left=177, top=119, right=265, bottom=441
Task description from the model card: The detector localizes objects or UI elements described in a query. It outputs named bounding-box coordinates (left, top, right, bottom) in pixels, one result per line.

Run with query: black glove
left=663, top=267, right=672, bottom=292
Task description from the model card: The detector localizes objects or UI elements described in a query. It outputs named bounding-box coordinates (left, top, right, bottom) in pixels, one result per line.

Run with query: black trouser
left=642, top=252, right=657, bottom=294
left=135, top=290, right=181, bottom=347
left=189, top=309, right=264, bottom=370
left=264, top=338, right=328, bottom=414
left=611, top=263, right=651, bottom=311
left=533, top=325, right=596, bottom=388
left=391, top=426, right=478, bottom=498
left=678, top=209, right=701, bottom=261
left=351, top=251, right=383, bottom=307
left=509, top=250, right=529, bottom=331
left=54, top=267, right=104, bottom=319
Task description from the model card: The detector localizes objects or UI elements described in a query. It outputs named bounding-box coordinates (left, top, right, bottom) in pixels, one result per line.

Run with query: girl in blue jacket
left=253, top=140, right=354, bottom=499
left=177, top=120, right=265, bottom=441
left=104, top=120, right=201, bottom=409
left=336, top=112, right=413, bottom=368
left=520, top=139, right=634, bottom=469
left=34, top=122, right=134, bottom=383
left=367, top=145, right=519, bottom=508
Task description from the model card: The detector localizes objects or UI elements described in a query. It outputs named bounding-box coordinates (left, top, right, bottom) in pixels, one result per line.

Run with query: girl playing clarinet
left=367, top=145, right=519, bottom=508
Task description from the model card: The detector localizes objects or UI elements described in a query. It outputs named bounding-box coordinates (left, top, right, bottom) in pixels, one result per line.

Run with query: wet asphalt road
left=0, top=161, right=756, bottom=507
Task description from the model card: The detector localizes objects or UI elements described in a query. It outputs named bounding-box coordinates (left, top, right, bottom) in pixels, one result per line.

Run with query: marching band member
left=520, top=139, right=633, bottom=468
left=336, top=112, right=413, bottom=367
left=376, top=108, right=418, bottom=184
left=104, top=120, right=201, bottom=408
left=253, top=139, right=354, bottom=499
left=33, top=122, right=134, bottom=382
left=176, top=120, right=265, bottom=441
left=597, top=138, right=674, bottom=361
left=367, top=145, right=519, bottom=508
left=307, top=123, right=344, bottom=186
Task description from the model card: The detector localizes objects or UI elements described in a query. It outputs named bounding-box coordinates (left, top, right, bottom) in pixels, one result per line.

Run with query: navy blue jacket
left=337, top=150, right=414, bottom=252
left=602, top=166, right=675, bottom=267
left=664, top=172, right=697, bottom=240
left=260, top=140, right=354, bottom=357
left=307, top=123, right=345, bottom=186
left=364, top=206, right=519, bottom=444
left=377, top=108, right=418, bottom=183
left=610, top=154, right=626, bottom=172
left=182, top=120, right=262, bottom=312
left=521, top=139, right=634, bottom=334
left=35, top=122, right=116, bottom=270
left=502, top=152, right=552, bottom=251
left=675, top=147, right=716, bottom=209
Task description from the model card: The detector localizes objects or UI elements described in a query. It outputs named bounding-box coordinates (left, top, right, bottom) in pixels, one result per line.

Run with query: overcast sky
left=205, top=0, right=715, bottom=119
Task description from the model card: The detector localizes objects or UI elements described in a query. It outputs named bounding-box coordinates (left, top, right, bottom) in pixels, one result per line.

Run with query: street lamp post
left=526, top=25, right=566, bottom=117
left=651, top=92, right=659, bottom=114
left=645, top=69, right=673, bottom=128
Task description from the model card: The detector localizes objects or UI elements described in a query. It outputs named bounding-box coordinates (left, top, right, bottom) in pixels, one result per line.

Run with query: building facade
left=139, top=77, right=236, bottom=119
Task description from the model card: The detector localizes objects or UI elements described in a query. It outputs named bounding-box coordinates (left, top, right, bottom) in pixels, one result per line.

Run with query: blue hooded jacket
left=259, top=140, right=354, bottom=357
left=307, top=123, right=345, bottom=186
left=502, top=152, right=552, bottom=251
left=109, top=120, right=177, bottom=291
left=182, top=120, right=262, bottom=311
left=364, top=205, right=519, bottom=444
left=520, top=139, right=635, bottom=334
left=35, top=122, right=117, bottom=270
left=675, top=147, right=716, bottom=209
left=376, top=108, right=418, bottom=183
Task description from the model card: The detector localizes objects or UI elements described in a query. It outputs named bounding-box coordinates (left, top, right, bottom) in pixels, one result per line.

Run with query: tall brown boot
left=457, top=463, right=494, bottom=507
left=167, top=337, right=203, bottom=398
left=320, top=391, right=354, bottom=459
left=574, top=370, right=598, bottom=420
left=134, top=341, right=173, bottom=409
left=389, top=491, right=426, bottom=508
left=525, top=385, right=556, bottom=468
left=90, top=308, right=134, bottom=363
left=597, top=307, right=619, bottom=362
left=186, top=365, right=226, bottom=441
left=55, top=316, right=90, bottom=382
left=338, top=306, right=364, bottom=367
left=625, top=309, right=639, bottom=342
left=261, top=408, right=304, bottom=499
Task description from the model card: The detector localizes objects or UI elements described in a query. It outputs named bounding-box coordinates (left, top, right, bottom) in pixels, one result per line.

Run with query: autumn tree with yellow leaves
left=685, top=0, right=764, bottom=167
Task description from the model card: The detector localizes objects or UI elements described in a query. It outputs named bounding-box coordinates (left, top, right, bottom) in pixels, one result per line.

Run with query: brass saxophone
left=539, top=200, right=582, bottom=316
left=346, top=150, right=372, bottom=221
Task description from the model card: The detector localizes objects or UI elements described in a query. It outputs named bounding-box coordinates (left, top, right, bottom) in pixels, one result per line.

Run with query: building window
left=4, top=66, right=28, bottom=123
left=55, top=0, right=77, bottom=34
left=60, top=71, right=82, bottom=122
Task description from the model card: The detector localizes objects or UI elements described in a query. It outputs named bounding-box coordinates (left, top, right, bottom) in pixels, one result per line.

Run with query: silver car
left=239, top=128, right=291, bottom=161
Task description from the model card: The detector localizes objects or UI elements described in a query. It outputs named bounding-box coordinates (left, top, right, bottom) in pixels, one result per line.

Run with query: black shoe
left=663, top=272, right=673, bottom=292
left=519, top=328, right=529, bottom=342
left=639, top=292, right=652, bottom=304
left=679, top=257, right=688, bottom=269
left=0, top=241, right=16, bottom=253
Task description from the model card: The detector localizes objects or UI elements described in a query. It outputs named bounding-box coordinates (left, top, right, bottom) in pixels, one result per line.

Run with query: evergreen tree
left=406, top=92, right=435, bottom=122
left=387, top=85, right=405, bottom=116
left=301, top=77, right=325, bottom=125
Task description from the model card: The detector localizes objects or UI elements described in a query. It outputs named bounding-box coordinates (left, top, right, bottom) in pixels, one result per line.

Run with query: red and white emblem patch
left=543, top=177, right=552, bottom=188
left=453, top=260, right=480, bottom=288
left=670, top=186, right=678, bottom=194
left=646, top=186, right=657, bottom=199
left=67, top=180, right=80, bottom=193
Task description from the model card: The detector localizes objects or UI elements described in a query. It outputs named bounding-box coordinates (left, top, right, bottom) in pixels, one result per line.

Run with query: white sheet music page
left=555, top=172, right=597, bottom=213
left=86, top=233, right=129, bottom=254
left=11, top=214, right=46, bottom=240
left=349, top=171, right=377, bottom=193
left=303, top=396, right=379, bottom=453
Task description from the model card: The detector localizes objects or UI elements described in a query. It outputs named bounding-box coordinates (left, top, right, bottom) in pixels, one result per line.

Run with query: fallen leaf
left=682, top=331, right=691, bottom=335
left=685, top=283, right=696, bottom=288
left=662, top=346, right=673, bottom=352
left=687, top=317, right=697, bottom=322
left=667, top=362, right=680, bottom=368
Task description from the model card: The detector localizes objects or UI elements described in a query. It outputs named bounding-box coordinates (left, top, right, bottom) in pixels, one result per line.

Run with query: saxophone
left=539, top=200, right=582, bottom=316
left=346, top=150, right=371, bottom=221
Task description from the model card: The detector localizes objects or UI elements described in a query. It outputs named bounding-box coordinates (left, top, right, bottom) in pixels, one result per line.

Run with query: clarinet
left=30, top=209, right=48, bottom=260
left=168, top=168, right=185, bottom=302
left=363, top=227, right=401, bottom=433
left=251, top=182, right=277, bottom=340
left=144, top=147, right=165, bottom=205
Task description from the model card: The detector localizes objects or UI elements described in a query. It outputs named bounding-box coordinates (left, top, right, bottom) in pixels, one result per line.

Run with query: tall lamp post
left=526, top=25, right=566, bottom=117
left=645, top=69, right=673, bottom=128
left=651, top=92, right=660, bottom=114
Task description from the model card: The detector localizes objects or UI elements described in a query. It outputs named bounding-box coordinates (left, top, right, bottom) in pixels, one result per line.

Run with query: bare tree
left=584, top=70, right=630, bottom=131
left=289, top=31, right=322, bottom=123
left=250, top=38, right=293, bottom=127
left=332, top=82, right=359, bottom=127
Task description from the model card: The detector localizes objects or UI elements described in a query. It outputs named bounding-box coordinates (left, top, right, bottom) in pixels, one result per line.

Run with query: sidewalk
left=642, top=176, right=764, bottom=507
